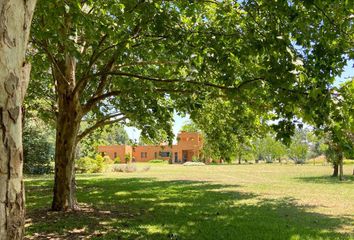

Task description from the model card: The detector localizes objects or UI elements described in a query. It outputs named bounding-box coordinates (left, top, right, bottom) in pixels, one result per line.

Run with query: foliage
left=253, top=135, right=287, bottom=163
left=148, top=159, right=168, bottom=164
left=325, top=144, right=341, bottom=167
left=76, top=155, right=106, bottom=173
left=23, top=117, right=55, bottom=174
left=181, top=121, right=200, bottom=133
left=319, top=80, right=354, bottom=178
left=28, top=0, right=354, bottom=149
left=124, top=153, right=132, bottom=163
left=104, top=156, right=114, bottom=165
left=192, top=156, right=200, bottom=162
left=114, top=156, right=121, bottom=164
left=288, top=129, right=310, bottom=164
left=79, top=124, right=130, bottom=158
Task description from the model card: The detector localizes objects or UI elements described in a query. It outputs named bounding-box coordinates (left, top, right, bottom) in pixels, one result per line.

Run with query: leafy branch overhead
left=28, top=0, right=353, bottom=142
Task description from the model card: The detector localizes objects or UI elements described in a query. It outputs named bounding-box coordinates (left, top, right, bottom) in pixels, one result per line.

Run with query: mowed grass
left=25, top=164, right=354, bottom=240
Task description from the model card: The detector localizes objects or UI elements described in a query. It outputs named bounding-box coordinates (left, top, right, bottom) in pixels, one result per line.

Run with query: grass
left=24, top=164, right=354, bottom=240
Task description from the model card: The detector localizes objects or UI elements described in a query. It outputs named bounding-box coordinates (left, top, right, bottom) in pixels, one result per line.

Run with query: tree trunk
left=332, top=163, right=338, bottom=177
left=51, top=57, right=82, bottom=211
left=0, top=1, right=36, bottom=239
left=338, top=152, right=344, bottom=181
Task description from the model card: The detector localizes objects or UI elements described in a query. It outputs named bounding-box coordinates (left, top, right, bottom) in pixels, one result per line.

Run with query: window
left=141, top=152, right=147, bottom=158
left=114, top=152, right=117, bottom=158
left=154, top=152, right=158, bottom=159
left=101, top=152, right=105, bottom=157
left=159, top=152, right=170, bottom=157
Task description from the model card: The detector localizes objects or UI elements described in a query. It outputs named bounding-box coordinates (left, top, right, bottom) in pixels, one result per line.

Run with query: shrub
left=76, top=157, right=95, bottom=173
left=104, top=156, right=114, bottom=164
left=344, top=159, right=354, bottom=165
left=114, top=156, right=121, bottom=164
left=148, top=159, right=167, bottom=163
left=76, top=155, right=106, bottom=173
left=124, top=153, right=132, bottom=163
left=93, top=155, right=105, bottom=173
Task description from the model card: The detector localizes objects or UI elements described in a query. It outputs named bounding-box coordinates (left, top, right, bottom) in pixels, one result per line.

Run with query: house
left=97, top=131, right=203, bottom=163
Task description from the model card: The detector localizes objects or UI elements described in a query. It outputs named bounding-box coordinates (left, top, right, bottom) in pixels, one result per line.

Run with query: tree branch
left=96, top=71, right=240, bottom=90
left=77, top=115, right=126, bottom=142
left=82, top=90, right=122, bottom=113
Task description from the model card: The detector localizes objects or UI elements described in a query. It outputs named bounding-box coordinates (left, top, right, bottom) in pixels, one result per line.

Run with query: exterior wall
left=97, top=131, right=203, bottom=163
left=133, top=145, right=173, bottom=162
left=97, top=145, right=132, bottom=163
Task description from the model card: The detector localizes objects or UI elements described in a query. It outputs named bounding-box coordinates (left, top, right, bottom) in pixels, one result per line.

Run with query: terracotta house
left=97, top=131, right=203, bottom=163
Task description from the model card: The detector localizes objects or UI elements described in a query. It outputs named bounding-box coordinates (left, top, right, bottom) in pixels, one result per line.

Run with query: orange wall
left=97, top=132, right=203, bottom=163
left=97, top=145, right=132, bottom=163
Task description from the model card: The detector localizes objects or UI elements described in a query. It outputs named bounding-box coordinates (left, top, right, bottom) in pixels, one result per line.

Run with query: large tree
left=0, top=0, right=36, bottom=239
left=28, top=0, right=354, bottom=210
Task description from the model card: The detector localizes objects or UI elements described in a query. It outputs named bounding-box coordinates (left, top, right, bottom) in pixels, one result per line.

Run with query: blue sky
left=125, top=60, right=354, bottom=141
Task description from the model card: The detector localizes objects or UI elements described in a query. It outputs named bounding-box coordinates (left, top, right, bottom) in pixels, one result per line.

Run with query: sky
left=125, top=60, right=354, bottom=142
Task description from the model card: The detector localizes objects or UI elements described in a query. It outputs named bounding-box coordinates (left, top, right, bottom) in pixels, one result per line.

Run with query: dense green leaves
left=23, top=117, right=55, bottom=174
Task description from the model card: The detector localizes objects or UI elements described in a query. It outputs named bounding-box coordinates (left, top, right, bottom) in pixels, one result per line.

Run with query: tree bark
left=332, top=163, right=338, bottom=177
left=51, top=57, right=82, bottom=211
left=0, top=0, right=36, bottom=239
left=338, top=152, right=344, bottom=181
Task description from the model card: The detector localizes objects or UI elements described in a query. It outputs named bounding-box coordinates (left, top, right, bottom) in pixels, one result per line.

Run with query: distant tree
left=253, top=135, right=287, bottom=163
left=23, top=117, right=55, bottom=174
left=79, top=124, right=130, bottom=158
left=181, top=121, right=200, bottom=132
left=288, top=129, right=310, bottom=164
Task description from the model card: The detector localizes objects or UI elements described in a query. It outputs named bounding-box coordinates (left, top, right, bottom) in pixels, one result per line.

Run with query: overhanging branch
left=77, top=115, right=126, bottom=142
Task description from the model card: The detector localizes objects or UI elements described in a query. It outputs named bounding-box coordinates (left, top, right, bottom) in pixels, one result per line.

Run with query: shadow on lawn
left=295, top=174, right=354, bottom=184
left=25, top=177, right=353, bottom=240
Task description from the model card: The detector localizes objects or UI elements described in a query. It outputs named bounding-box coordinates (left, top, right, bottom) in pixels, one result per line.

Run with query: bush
left=148, top=159, right=167, bottom=164
left=104, top=156, right=114, bottom=164
left=124, top=153, right=132, bottom=163
left=76, top=157, right=95, bottom=173
left=192, top=156, right=199, bottom=162
left=76, top=155, right=106, bottom=173
left=114, top=156, right=121, bottom=164
left=344, top=159, right=354, bottom=165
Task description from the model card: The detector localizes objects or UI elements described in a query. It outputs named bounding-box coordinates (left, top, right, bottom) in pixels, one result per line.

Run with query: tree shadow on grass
left=25, top=177, right=353, bottom=240
left=295, top=174, right=354, bottom=184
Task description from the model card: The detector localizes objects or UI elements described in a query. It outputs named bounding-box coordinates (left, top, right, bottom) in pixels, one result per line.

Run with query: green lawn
left=25, top=164, right=354, bottom=240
